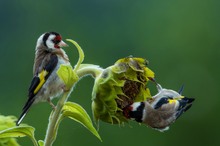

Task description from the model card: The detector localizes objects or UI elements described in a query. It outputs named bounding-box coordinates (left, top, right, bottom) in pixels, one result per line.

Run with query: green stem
left=44, top=91, right=70, bottom=146
left=77, top=64, right=104, bottom=78
left=43, top=64, right=102, bottom=145
left=43, top=39, right=99, bottom=146
left=44, top=39, right=84, bottom=146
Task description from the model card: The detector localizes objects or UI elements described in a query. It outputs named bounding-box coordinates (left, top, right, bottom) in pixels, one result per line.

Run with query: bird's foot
left=47, top=98, right=56, bottom=110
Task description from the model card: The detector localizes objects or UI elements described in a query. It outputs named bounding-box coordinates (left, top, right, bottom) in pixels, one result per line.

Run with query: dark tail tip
left=175, top=109, right=185, bottom=120
left=184, top=104, right=193, bottom=112
left=176, top=97, right=194, bottom=120
left=184, top=97, right=195, bottom=103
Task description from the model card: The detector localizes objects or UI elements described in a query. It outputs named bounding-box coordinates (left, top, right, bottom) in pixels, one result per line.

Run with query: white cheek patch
left=131, top=102, right=142, bottom=111
left=46, top=35, right=56, bottom=49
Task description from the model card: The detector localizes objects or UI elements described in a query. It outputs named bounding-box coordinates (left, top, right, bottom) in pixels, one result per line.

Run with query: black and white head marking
left=37, top=32, right=62, bottom=51
left=129, top=102, right=145, bottom=123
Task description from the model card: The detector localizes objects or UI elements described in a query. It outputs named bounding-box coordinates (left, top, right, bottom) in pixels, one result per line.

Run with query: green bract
left=0, top=115, right=38, bottom=146
left=0, top=115, right=20, bottom=146
left=92, top=57, right=154, bottom=125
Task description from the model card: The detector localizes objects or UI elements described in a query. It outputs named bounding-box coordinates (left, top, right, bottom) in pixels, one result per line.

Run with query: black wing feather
left=28, top=76, right=40, bottom=99
left=27, top=54, right=58, bottom=101
left=16, top=54, right=58, bottom=126
left=44, top=54, right=59, bottom=79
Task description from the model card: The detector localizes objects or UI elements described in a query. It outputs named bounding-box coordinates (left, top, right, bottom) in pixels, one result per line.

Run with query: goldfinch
left=123, top=83, right=194, bottom=131
left=16, top=32, right=70, bottom=126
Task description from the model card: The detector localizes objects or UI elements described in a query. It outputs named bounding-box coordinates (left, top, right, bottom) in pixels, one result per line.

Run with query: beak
left=178, top=84, right=184, bottom=95
left=59, top=40, right=69, bottom=47
left=147, top=77, right=163, bottom=92
left=148, top=77, right=156, bottom=83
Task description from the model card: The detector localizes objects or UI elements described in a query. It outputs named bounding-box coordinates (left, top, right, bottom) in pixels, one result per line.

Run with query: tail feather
left=183, top=104, right=192, bottom=112
left=175, top=97, right=194, bottom=120
left=178, top=99, right=188, bottom=109
left=176, top=103, right=193, bottom=120
left=175, top=108, right=185, bottom=120
left=183, top=97, right=195, bottom=104
left=16, top=99, right=35, bottom=126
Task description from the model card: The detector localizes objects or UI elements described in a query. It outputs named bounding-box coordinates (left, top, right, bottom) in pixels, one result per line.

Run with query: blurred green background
left=0, top=0, right=219, bottom=145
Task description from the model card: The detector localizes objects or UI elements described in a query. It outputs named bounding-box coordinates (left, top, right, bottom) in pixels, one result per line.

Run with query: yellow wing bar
left=34, top=70, right=48, bottom=94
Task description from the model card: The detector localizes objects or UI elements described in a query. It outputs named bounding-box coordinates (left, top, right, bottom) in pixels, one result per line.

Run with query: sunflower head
left=91, top=57, right=154, bottom=125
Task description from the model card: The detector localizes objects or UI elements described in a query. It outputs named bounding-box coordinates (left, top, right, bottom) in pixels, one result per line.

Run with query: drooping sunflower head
left=91, top=57, right=155, bottom=125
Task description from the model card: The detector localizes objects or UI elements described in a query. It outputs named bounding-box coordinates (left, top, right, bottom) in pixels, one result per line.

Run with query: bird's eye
left=52, top=39, right=60, bottom=44
left=161, top=97, right=168, bottom=101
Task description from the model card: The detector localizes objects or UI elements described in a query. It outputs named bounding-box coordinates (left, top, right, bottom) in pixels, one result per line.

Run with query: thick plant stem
left=44, top=39, right=100, bottom=146
left=44, top=39, right=84, bottom=146
left=77, top=64, right=104, bottom=78
left=44, top=91, right=71, bottom=146
left=43, top=64, right=102, bottom=146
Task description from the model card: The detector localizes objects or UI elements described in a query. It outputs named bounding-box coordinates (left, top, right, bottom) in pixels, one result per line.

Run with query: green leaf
left=66, top=39, right=84, bottom=71
left=57, top=64, right=79, bottom=91
left=0, top=125, right=38, bottom=146
left=62, top=102, right=102, bottom=141
left=38, top=140, right=44, bottom=146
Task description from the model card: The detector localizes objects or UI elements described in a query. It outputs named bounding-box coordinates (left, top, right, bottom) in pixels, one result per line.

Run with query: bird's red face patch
left=123, top=105, right=133, bottom=119
left=55, top=35, right=62, bottom=42
left=54, top=44, right=60, bottom=49
left=53, top=35, right=62, bottom=49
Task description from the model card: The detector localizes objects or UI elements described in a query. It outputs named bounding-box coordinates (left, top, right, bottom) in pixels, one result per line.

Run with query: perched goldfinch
left=16, top=32, right=70, bottom=126
left=123, top=83, right=194, bottom=131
